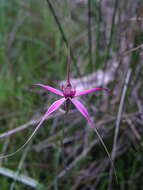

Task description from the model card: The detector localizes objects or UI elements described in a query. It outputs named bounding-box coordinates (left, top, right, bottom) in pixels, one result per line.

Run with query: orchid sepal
left=75, top=87, right=109, bottom=96
left=34, top=83, right=64, bottom=96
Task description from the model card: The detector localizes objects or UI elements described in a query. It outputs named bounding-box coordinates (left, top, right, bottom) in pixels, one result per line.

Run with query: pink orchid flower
left=33, top=82, right=116, bottom=176
left=0, top=81, right=108, bottom=159
left=37, top=81, right=117, bottom=180
left=34, top=82, right=107, bottom=127
left=0, top=80, right=116, bottom=181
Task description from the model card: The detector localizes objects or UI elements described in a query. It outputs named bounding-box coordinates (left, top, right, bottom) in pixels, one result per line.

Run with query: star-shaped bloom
left=0, top=81, right=116, bottom=179
left=0, top=82, right=107, bottom=159
left=34, top=82, right=107, bottom=128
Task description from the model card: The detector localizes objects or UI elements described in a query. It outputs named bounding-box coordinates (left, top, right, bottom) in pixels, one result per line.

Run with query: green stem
left=46, top=0, right=82, bottom=78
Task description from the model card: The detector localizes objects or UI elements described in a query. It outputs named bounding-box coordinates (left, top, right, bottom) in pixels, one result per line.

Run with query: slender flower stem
left=60, top=114, right=68, bottom=175
left=46, top=0, right=82, bottom=78
left=67, top=47, right=71, bottom=84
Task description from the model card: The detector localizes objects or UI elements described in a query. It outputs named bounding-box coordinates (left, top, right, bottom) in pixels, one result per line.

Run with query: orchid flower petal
left=0, top=98, right=65, bottom=159
left=34, top=83, right=64, bottom=96
left=45, top=97, right=65, bottom=117
left=70, top=98, right=92, bottom=125
left=75, top=88, right=108, bottom=96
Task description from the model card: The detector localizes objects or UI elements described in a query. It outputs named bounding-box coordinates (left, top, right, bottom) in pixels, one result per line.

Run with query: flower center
left=62, top=83, right=76, bottom=99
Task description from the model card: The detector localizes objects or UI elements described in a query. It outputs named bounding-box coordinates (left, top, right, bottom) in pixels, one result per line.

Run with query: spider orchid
left=33, top=82, right=113, bottom=167
left=0, top=80, right=107, bottom=159
left=34, top=81, right=107, bottom=127
left=0, top=80, right=116, bottom=180
left=0, top=50, right=114, bottom=177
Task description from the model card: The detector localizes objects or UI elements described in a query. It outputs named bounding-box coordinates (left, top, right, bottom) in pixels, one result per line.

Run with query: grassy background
left=0, top=0, right=143, bottom=189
